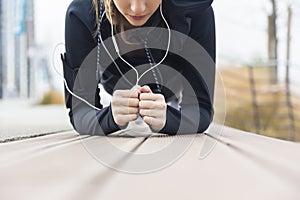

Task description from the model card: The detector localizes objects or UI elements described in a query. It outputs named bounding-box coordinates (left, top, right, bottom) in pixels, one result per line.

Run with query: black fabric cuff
left=159, top=105, right=181, bottom=135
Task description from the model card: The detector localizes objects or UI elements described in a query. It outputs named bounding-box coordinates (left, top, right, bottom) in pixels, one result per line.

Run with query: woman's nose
left=130, top=0, right=146, bottom=14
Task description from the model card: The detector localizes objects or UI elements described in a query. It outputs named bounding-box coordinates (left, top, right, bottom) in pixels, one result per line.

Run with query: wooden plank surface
left=0, top=126, right=299, bottom=200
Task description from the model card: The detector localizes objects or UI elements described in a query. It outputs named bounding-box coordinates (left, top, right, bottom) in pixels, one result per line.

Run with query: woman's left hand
left=139, top=86, right=167, bottom=132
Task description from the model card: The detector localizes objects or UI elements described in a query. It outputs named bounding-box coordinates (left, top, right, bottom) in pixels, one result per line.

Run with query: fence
left=215, top=62, right=300, bottom=141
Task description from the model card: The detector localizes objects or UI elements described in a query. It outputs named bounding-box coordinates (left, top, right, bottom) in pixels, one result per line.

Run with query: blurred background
left=0, top=0, right=299, bottom=141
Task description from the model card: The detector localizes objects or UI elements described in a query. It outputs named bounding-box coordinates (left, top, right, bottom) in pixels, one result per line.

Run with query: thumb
left=140, top=85, right=152, bottom=93
left=130, top=85, right=141, bottom=98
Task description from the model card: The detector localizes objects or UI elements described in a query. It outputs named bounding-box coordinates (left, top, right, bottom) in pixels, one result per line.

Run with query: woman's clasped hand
left=111, top=85, right=167, bottom=132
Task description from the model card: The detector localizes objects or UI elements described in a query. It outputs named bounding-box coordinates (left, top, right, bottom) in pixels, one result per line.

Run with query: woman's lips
left=129, top=15, right=147, bottom=21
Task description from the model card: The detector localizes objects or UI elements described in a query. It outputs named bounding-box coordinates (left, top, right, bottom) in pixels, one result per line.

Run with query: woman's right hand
left=111, top=85, right=141, bottom=127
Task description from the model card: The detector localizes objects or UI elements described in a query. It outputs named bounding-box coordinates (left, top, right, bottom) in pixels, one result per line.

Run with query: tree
left=268, top=0, right=278, bottom=83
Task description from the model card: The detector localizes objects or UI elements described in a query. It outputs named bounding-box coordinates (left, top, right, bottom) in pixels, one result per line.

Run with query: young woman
left=62, top=0, right=216, bottom=135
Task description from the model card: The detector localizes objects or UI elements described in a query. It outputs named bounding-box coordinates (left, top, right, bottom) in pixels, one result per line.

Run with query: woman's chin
left=125, top=16, right=150, bottom=27
left=128, top=21, right=147, bottom=27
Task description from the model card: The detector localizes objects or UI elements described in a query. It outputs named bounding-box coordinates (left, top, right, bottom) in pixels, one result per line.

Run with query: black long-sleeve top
left=62, top=0, right=216, bottom=135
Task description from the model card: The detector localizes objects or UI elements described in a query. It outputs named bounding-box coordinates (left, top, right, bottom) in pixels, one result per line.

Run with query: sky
left=214, top=0, right=300, bottom=65
left=34, top=0, right=300, bottom=89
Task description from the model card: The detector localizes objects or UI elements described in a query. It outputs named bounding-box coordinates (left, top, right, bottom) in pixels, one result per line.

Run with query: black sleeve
left=62, top=1, right=120, bottom=135
left=159, top=6, right=215, bottom=134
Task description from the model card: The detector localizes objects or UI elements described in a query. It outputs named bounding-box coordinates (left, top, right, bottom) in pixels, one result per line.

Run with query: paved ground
left=0, top=99, right=72, bottom=142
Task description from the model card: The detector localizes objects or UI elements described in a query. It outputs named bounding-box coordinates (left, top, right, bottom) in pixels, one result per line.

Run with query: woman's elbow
left=197, top=108, right=213, bottom=133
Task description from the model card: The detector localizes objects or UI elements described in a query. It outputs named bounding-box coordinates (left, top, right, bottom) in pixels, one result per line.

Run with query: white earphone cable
left=99, top=11, right=135, bottom=86
left=52, top=43, right=101, bottom=111
left=138, top=3, right=171, bottom=84
left=109, top=2, right=171, bottom=86
left=52, top=1, right=171, bottom=112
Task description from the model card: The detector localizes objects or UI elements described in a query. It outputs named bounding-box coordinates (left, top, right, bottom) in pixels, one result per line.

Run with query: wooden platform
left=1, top=125, right=299, bottom=200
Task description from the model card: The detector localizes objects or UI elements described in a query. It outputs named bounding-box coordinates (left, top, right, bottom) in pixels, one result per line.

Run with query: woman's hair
left=93, top=0, right=127, bottom=33
left=93, top=0, right=162, bottom=43
left=93, top=0, right=117, bottom=24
